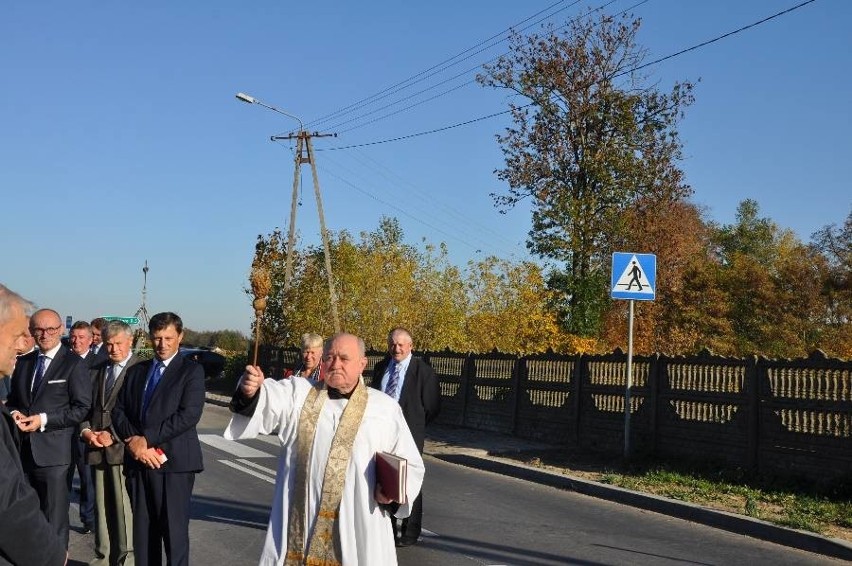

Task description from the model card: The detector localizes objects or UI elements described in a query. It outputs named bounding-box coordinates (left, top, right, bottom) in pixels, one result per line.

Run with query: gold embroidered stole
left=285, top=381, right=368, bottom=566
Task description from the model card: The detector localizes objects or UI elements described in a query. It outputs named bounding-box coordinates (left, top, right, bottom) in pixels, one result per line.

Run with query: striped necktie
left=385, top=362, right=402, bottom=398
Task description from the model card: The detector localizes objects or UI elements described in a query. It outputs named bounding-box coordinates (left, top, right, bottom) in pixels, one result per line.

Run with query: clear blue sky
left=2, top=1, right=849, bottom=333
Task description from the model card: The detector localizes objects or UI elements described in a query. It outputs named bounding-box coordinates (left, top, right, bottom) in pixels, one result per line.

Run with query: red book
left=375, top=452, right=407, bottom=504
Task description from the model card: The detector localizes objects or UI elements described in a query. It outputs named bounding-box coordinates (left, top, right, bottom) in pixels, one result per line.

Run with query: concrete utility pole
left=272, top=130, right=341, bottom=333
left=235, top=93, right=341, bottom=332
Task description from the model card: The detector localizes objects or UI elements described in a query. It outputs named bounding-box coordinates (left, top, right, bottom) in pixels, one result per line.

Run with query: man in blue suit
left=112, top=312, right=204, bottom=566
left=6, top=307, right=93, bottom=548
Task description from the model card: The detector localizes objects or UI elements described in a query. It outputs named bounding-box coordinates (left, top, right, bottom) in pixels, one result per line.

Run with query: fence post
left=746, top=355, right=760, bottom=473
left=649, top=353, right=661, bottom=457
left=460, top=353, right=473, bottom=428
left=511, top=356, right=525, bottom=436
left=571, top=354, right=584, bottom=445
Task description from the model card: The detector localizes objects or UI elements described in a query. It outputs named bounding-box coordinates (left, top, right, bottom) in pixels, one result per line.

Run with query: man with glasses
left=6, top=308, right=93, bottom=549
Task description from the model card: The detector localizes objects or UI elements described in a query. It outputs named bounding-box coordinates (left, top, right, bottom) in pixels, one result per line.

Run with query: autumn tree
left=463, top=256, right=594, bottom=354
left=709, top=200, right=829, bottom=357
left=248, top=228, right=300, bottom=346
left=252, top=217, right=469, bottom=351
left=599, top=200, right=727, bottom=354
left=811, top=209, right=852, bottom=357
left=478, top=13, right=695, bottom=336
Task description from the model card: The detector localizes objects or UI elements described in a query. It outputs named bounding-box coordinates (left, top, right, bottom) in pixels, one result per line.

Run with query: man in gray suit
left=81, top=320, right=138, bottom=566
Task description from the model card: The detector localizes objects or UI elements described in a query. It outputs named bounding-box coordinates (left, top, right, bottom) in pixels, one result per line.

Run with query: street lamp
left=235, top=92, right=304, bottom=134
left=235, top=91, right=341, bottom=332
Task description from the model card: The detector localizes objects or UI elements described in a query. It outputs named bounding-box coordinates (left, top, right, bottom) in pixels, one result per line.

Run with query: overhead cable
left=320, top=0, right=819, bottom=151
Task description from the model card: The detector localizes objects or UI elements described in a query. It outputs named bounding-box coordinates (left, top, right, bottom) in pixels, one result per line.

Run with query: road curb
left=431, top=453, right=852, bottom=562
left=206, top=392, right=231, bottom=407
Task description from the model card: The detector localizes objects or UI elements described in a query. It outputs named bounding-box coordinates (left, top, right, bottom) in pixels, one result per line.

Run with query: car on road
left=179, top=347, right=226, bottom=379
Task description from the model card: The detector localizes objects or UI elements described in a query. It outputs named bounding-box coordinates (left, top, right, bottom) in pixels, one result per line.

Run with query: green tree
left=477, top=13, right=695, bottom=336
left=710, top=200, right=829, bottom=357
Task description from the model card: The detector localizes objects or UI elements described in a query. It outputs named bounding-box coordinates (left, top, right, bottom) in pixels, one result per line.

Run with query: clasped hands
left=12, top=411, right=41, bottom=432
left=124, top=435, right=164, bottom=469
left=82, top=429, right=116, bottom=448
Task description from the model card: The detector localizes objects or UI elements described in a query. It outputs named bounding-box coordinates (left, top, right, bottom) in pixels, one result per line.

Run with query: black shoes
left=80, top=524, right=94, bottom=534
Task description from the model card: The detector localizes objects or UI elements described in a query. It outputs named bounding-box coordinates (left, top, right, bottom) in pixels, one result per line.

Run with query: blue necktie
left=32, top=355, right=46, bottom=392
left=385, top=362, right=402, bottom=398
left=141, top=361, right=164, bottom=417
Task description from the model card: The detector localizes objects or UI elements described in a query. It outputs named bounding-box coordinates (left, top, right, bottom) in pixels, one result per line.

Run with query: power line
left=315, top=159, right=508, bottom=257
left=322, top=0, right=640, bottom=135
left=320, top=108, right=516, bottom=151
left=347, top=147, right=521, bottom=250
left=630, top=0, right=818, bottom=73
left=273, top=139, right=523, bottom=258
left=307, top=0, right=585, bottom=130
left=319, top=0, right=818, bottom=151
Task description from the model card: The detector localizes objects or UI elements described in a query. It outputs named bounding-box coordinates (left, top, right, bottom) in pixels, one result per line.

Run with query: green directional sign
left=102, top=316, right=140, bottom=325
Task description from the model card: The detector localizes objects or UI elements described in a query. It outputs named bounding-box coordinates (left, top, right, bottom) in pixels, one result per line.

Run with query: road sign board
left=611, top=252, right=656, bottom=301
left=102, top=316, right=140, bottom=325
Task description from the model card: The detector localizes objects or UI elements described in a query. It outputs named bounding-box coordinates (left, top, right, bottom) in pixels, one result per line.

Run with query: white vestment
left=223, top=377, right=425, bottom=566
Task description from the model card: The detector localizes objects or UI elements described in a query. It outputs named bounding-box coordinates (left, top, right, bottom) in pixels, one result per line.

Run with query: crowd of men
left=0, top=282, right=441, bottom=566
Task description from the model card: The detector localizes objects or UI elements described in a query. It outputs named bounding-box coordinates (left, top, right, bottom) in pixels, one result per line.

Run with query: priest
left=224, top=332, right=424, bottom=566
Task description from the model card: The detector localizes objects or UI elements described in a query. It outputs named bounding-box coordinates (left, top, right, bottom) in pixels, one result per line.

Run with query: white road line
left=421, top=528, right=438, bottom=537
left=236, top=458, right=277, bottom=476
left=219, top=459, right=276, bottom=484
left=199, top=434, right=273, bottom=458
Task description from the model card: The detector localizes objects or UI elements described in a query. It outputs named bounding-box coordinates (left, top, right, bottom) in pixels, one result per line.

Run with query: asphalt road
left=68, top=403, right=842, bottom=565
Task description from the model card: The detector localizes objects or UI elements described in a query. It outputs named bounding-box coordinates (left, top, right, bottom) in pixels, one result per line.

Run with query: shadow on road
left=191, top=494, right=270, bottom=530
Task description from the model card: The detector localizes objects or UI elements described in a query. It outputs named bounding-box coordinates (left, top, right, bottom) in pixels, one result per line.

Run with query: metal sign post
left=624, top=299, right=634, bottom=459
left=611, top=252, right=657, bottom=459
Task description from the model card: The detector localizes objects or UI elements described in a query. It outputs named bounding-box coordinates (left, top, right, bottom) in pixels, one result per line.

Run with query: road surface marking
left=219, top=459, right=276, bottom=484
left=199, top=434, right=273, bottom=458
left=236, top=458, right=278, bottom=476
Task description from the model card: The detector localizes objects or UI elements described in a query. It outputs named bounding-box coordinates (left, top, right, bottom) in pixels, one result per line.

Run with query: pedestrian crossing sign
left=611, top=252, right=656, bottom=301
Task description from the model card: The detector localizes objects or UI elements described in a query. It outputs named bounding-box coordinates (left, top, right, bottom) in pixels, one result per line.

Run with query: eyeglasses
left=31, top=326, right=62, bottom=336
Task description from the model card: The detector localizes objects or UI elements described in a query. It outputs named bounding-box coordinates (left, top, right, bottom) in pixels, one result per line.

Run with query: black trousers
left=393, top=490, right=423, bottom=541
left=22, top=443, right=71, bottom=548
left=128, top=469, right=195, bottom=566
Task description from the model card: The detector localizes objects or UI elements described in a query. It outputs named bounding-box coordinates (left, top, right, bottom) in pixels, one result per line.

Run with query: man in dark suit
left=6, top=307, right=93, bottom=549
left=81, top=320, right=139, bottom=566
left=0, top=284, right=68, bottom=565
left=88, top=317, right=110, bottom=366
left=112, top=312, right=204, bottom=566
left=370, top=327, right=441, bottom=547
left=68, top=320, right=97, bottom=534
